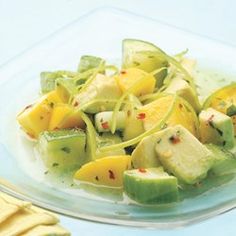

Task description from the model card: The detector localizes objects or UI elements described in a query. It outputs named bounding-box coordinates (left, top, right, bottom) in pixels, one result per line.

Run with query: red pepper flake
left=23, top=104, right=33, bottom=112
left=101, top=121, right=109, bottom=129
left=136, top=113, right=146, bottom=120
left=73, top=101, right=79, bottom=107
left=120, top=70, right=126, bottom=75
left=108, top=170, right=115, bottom=180
left=169, top=135, right=181, bottom=144
left=138, top=168, right=147, bottom=173
left=208, top=114, right=215, bottom=123
left=26, top=132, right=35, bottom=139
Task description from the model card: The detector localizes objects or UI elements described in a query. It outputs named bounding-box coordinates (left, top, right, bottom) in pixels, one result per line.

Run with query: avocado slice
left=78, top=55, right=105, bottom=73
left=96, top=133, right=125, bottom=159
left=206, top=143, right=236, bottom=176
left=155, top=125, right=213, bottom=184
left=131, top=133, right=162, bottom=168
left=38, top=129, right=86, bottom=172
left=199, top=108, right=235, bottom=149
left=73, top=74, right=122, bottom=113
left=164, top=76, right=201, bottom=112
left=122, top=39, right=168, bottom=88
left=40, top=71, right=76, bottom=94
left=123, top=167, right=178, bottom=204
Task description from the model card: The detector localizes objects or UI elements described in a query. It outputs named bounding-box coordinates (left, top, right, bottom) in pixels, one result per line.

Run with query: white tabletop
left=1, top=0, right=236, bottom=66
left=1, top=0, right=236, bottom=235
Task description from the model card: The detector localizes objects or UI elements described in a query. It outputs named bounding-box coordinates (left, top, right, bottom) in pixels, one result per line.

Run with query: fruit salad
left=17, top=39, right=236, bottom=205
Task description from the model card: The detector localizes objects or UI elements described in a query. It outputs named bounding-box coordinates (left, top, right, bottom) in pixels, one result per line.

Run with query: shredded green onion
left=139, top=49, right=195, bottom=91
left=78, top=60, right=106, bottom=94
left=105, top=65, right=119, bottom=76
left=110, top=78, right=146, bottom=134
left=100, top=94, right=177, bottom=152
left=150, top=67, right=167, bottom=77
left=174, top=49, right=189, bottom=60
left=79, top=111, right=97, bottom=161
left=78, top=99, right=128, bottom=111
left=110, top=67, right=167, bottom=133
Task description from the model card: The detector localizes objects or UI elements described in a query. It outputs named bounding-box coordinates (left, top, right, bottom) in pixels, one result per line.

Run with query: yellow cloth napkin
left=0, top=192, right=70, bottom=236
left=20, top=225, right=70, bottom=236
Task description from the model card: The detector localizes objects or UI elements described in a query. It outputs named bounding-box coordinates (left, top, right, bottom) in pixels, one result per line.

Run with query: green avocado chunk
left=131, top=133, right=162, bottom=168
left=206, top=143, right=236, bottom=176
left=122, top=39, right=168, bottom=88
left=155, top=125, right=213, bottom=184
left=40, top=71, right=76, bottom=94
left=164, top=76, right=201, bottom=112
left=38, top=129, right=86, bottom=172
left=96, top=133, right=125, bottom=159
left=199, top=108, right=235, bottom=149
left=78, top=55, right=105, bottom=73
left=123, top=167, right=178, bottom=204
left=73, top=74, right=122, bottom=113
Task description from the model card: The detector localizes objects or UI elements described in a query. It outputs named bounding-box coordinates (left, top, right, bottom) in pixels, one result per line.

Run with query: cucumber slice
left=38, top=129, right=86, bottom=172
left=78, top=55, right=105, bottom=73
left=123, top=167, right=178, bottom=204
left=206, top=144, right=236, bottom=176
left=122, top=39, right=168, bottom=88
left=155, top=125, right=213, bottom=184
left=95, top=111, right=126, bottom=132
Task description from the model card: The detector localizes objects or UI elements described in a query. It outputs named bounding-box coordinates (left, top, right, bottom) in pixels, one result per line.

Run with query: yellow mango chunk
left=49, top=104, right=85, bottom=130
left=17, top=91, right=62, bottom=138
left=74, top=155, right=131, bottom=187
left=203, top=83, right=236, bottom=134
left=138, top=95, right=198, bottom=137
left=115, top=68, right=155, bottom=97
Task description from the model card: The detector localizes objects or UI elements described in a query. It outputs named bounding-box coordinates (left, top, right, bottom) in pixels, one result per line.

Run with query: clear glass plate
left=0, top=7, right=236, bottom=228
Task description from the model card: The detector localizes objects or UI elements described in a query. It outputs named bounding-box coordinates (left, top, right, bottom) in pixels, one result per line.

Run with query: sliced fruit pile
left=17, top=39, right=236, bottom=205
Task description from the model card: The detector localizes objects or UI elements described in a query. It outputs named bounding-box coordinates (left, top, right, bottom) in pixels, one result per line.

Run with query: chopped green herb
left=218, top=100, right=226, bottom=108
left=133, top=61, right=140, bottom=66
left=226, top=104, right=236, bottom=116
left=157, top=138, right=162, bottom=144
left=61, top=147, right=71, bottom=153
left=52, top=163, right=59, bottom=167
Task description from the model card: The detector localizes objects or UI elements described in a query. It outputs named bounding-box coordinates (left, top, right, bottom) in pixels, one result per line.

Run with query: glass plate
left=0, top=7, right=236, bottom=228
